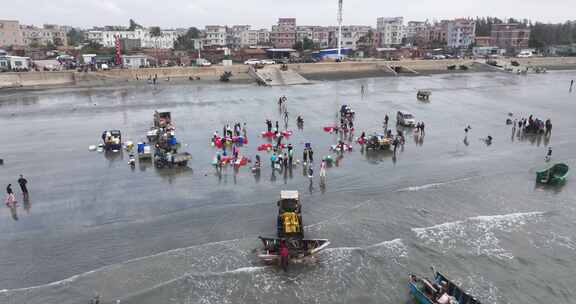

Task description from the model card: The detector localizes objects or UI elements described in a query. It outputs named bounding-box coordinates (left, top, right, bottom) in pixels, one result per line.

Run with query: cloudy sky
left=3, top=0, right=573, bottom=28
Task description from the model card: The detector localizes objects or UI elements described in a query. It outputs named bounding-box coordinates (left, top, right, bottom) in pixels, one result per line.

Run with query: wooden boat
left=257, top=237, right=330, bottom=263
left=409, top=270, right=481, bottom=304
left=536, top=163, right=569, bottom=185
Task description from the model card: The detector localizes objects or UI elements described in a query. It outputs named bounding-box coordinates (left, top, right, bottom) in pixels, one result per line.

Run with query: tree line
left=475, top=17, right=576, bottom=49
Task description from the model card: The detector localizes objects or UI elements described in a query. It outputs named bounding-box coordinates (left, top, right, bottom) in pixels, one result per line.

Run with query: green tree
left=174, top=27, right=201, bottom=50
left=149, top=26, right=162, bottom=37
left=66, top=28, right=84, bottom=46
left=128, top=19, right=142, bottom=31
left=294, top=37, right=315, bottom=51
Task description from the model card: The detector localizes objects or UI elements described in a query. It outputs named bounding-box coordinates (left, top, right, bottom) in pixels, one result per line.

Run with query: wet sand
left=1, top=71, right=576, bottom=303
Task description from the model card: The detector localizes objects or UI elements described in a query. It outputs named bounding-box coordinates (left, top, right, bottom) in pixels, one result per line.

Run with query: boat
left=409, top=270, right=482, bottom=304
left=417, top=90, right=431, bottom=101
left=257, top=237, right=330, bottom=263
left=102, top=130, right=122, bottom=151
left=277, top=190, right=303, bottom=238
left=536, top=163, right=569, bottom=185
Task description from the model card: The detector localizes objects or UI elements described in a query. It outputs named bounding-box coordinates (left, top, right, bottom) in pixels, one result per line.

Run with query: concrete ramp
left=249, top=66, right=309, bottom=86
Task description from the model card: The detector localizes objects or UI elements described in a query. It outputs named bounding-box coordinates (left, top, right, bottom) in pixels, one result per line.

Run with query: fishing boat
left=536, top=163, right=569, bottom=185
left=257, top=237, right=330, bottom=263
left=409, top=270, right=481, bottom=304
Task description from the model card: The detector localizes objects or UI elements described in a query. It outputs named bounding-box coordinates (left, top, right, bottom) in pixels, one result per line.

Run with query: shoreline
left=1, top=58, right=576, bottom=92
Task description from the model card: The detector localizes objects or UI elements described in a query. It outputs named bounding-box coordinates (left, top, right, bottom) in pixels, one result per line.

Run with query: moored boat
left=409, top=270, right=481, bottom=304
left=536, top=163, right=569, bottom=185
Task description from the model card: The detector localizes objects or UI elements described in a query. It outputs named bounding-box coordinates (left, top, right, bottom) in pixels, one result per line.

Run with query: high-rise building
left=240, top=29, right=270, bottom=47
left=270, top=18, right=297, bottom=48
left=376, top=17, right=405, bottom=47
left=328, top=25, right=372, bottom=50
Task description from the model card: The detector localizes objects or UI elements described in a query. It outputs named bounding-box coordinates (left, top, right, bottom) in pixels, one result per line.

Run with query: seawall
left=2, top=57, right=576, bottom=89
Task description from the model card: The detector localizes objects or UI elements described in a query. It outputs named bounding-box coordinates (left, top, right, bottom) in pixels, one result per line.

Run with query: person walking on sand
left=18, top=175, right=28, bottom=197
left=545, top=146, right=552, bottom=162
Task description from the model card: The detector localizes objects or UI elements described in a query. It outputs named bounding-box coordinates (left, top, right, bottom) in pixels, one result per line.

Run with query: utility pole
left=337, top=0, right=343, bottom=60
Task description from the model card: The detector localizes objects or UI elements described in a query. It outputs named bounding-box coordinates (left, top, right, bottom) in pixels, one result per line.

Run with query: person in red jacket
left=279, top=240, right=289, bottom=272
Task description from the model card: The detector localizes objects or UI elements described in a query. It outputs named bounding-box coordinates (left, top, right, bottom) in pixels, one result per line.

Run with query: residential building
left=295, top=26, right=330, bottom=49
left=270, top=18, right=297, bottom=48
left=204, top=25, right=228, bottom=47
left=85, top=28, right=181, bottom=49
left=406, top=21, right=429, bottom=46
left=490, top=24, right=530, bottom=50
left=447, top=18, right=476, bottom=49
left=0, top=20, right=24, bottom=47
left=427, top=20, right=449, bottom=46
left=21, top=24, right=67, bottom=47
left=229, top=25, right=250, bottom=49
left=240, top=29, right=270, bottom=47
left=376, top=17, right=405, bottom=47
left=328, top=25, right=372, bottom=50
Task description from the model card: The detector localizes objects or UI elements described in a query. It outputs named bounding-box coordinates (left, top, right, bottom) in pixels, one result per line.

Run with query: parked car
left=397, top=111, right=416, bottom=127
left=260, top=59, right=276, bottom=65
left=244, top=59, right=262, bottom=65
left=516, top=51, right=533, bottom=58
left=432, top=55, right=446, bottom=60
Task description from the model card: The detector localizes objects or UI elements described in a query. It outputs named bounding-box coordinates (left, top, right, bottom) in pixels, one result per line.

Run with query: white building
left=447, top=19, right=476, bottom=49
left=377, top=17, right=405, bottom=47
left=0, top=55, right=31, bottom=71
left=204, top=25, right=228, bottom=47
left=239, top=29, right=270, bottom=47
left=122, top=54, right=150, bottom=68
left=229, top=25, right=250, bottom=49
left=85, top=28, right=181, bottom=49
left=21, top=24, right=67, bottom=46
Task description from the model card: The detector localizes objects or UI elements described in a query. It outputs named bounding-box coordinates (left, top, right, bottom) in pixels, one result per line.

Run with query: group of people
left=512, top=115, right=552, bottom=135
left=269, top=144, right=296, bottom=172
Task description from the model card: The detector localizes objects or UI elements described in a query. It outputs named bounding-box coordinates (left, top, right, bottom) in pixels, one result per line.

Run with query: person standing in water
left=545, top=146, right=552, bottom=162
left=570, top=80, right=574, bottom=92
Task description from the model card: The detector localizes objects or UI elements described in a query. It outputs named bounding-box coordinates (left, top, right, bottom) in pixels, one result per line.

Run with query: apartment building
left=490, top=23, right=530, bottom=50
left=86, top=28, right=181, bottom=49
left=21, top=24, right=67, bottom=46
left=447, top=18, right=476, bottom=48
left=240, top=29, right=270, bottom=47
left=204, top=25, right=228, bottom=47
left=270, top=18, right=297, bottom=48
left=0, top=20, right=24, bottom=47
left=377, top=17, right=405, bottom=47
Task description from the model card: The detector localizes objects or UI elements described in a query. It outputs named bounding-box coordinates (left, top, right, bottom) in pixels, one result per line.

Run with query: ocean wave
left=397, top=177, right=474, bottom=192
left=412, top=211, right=545, bottom=260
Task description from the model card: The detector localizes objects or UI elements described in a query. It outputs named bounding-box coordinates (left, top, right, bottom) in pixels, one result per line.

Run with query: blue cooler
left=169, top=137, right=177, bottom=145
left=137, top=143, right=145, bottom=153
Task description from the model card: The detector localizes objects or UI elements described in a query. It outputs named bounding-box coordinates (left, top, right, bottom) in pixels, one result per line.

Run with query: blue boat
left=409, top=270, right=482, bottom=304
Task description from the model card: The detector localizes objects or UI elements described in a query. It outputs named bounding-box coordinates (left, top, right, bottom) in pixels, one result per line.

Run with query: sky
left=2, top=0, right=574, bottom=29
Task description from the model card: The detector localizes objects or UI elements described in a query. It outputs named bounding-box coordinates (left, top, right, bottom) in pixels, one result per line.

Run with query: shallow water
left=1, top=71, right=576, bottom=303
